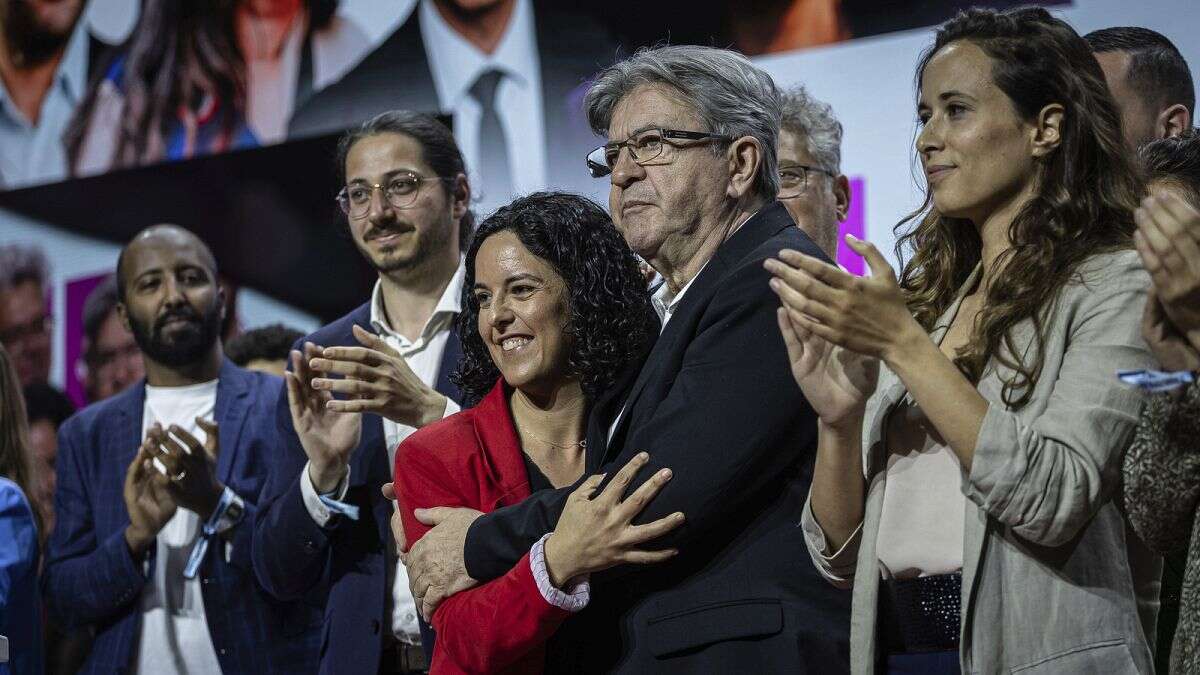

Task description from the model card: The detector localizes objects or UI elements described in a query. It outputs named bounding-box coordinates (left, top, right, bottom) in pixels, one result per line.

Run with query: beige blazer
left=802, top=249, right=1161, bottom=674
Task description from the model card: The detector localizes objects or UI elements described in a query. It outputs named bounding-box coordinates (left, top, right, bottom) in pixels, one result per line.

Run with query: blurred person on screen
left=288, top=0, right=618, bottom=216
left=0, top=0, right=86, bottom=188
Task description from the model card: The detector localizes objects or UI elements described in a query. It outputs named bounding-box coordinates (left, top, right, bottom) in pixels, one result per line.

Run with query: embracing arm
left=398, top=438, right=574, bottom=674
left=466, top=258, right=818, bottom=579
left=1123, top=381, right=1200, bottom=554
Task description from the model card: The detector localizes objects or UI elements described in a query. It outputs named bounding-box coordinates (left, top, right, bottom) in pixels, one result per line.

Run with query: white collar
left=652, top=260, right=708, bottom=322
left=369, top=263, right=465, bottom=340
left=419, top=0, right=538, bottom=110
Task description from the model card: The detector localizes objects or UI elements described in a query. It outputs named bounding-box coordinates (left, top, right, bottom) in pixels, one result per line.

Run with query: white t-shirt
left=133, top=380, right=223, bottom=675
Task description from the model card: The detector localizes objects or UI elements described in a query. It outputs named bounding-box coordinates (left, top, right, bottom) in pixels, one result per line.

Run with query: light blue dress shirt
left=0, top=23, right=88, bottom=190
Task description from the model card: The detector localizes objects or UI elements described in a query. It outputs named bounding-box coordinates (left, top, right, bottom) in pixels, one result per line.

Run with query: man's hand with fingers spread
left=309, top=324, right=449, bottom=428
left=405, top=506, right=483, bottom=620
left=543, top=452, right=684, bottom=588
left=286, top=342, right=362, bottom=493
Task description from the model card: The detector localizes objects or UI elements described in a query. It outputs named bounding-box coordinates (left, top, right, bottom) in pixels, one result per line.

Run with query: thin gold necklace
left=518, top=425, right=587, bottom=450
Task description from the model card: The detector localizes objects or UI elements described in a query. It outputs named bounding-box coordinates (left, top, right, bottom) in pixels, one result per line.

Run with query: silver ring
left=169, top=468, right=187, bottom=483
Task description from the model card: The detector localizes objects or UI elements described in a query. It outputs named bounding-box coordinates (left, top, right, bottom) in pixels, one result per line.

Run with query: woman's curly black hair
left=453, top=192, right=654, bottom=407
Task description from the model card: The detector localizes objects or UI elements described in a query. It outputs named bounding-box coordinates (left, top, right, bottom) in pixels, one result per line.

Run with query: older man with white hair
left=402, top=44, right=851, bottom=673
left=777, top=86, right=852, bottom=260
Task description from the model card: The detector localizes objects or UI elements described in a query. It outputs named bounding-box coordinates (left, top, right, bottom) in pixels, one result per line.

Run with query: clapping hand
left=287, top=342, right=362, bottom=492
left=763, top=236, right=923, bottom=364
left=1135, top=191, right=1200, bottom=359
left=144, top=419, right=224, bottom=520
left=309, top=325, right=448, bottom=428
left=123, top=440, right=178, bottom=555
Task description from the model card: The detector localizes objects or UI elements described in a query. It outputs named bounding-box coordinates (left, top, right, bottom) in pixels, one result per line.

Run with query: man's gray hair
left=584, top=45, right=783, bottom=199
left=0, top=244, right=48, bottom=291
left=780, top=85, right=843, bottom=174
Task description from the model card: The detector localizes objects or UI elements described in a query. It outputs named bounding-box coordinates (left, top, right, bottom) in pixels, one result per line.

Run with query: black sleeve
left=464, top=253, right=816, bottom=580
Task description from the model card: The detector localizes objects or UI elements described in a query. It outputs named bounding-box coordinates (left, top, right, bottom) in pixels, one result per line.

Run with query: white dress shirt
left=134, top=380, right=222, bottom=675
left=0, top=21, right=88, bottom=189
left=420, top=0, right=546, bottom=215
left=300, top=266, right=464, bottom=644
left=245, top=10, right=373, bottom=144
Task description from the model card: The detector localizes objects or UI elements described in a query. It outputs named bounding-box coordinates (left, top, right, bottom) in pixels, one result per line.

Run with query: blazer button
left=371, top=619, right=380, bottom=634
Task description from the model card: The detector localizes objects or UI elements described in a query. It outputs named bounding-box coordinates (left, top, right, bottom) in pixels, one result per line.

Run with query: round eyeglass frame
left=336, top=173, right=452, bottom=219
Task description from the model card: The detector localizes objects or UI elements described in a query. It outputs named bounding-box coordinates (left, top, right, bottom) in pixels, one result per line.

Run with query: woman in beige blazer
left=765, top=7, right=1158, bottom=674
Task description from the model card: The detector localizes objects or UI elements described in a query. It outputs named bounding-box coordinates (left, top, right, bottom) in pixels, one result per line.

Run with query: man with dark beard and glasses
left=43, top=225, right=320, bottom=674
left=253, top=110, right=472, bottom=675
left=0, top=0, right=91, bottom=187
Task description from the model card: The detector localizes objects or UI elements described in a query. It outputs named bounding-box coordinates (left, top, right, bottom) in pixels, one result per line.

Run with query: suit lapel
left=109, top=383, right=148, bottom=477
left=435, top=330, right=463, bottom=404
left=214, top=360, right=251, bottom=485
left=599, top=205, right=793, bottom=462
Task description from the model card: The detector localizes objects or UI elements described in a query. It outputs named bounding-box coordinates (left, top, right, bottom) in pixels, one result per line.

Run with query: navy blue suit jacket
left=43, top=359, right=322, bottom=674
left=252, top=301, right=461, bottom=674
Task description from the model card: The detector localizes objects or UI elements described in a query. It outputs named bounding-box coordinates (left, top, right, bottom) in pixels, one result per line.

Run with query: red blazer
left=395, top=379, right=572, bottom=675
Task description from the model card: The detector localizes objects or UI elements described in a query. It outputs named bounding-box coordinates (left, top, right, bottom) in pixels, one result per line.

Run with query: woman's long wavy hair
left=454, top=192, right=654, bottom=407
left=0, top=345, right=44, bottom=543
left=896, top=7, right=1144, bottom=408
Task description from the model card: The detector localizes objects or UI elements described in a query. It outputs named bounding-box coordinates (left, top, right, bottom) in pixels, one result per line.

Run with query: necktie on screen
left=469, top=68, right=514, bottom=204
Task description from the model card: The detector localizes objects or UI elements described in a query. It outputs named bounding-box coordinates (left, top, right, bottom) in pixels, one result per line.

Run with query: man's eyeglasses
left=777, top=164, right=836, bottom=199
left=586, top=128, right=732, bottom=178
left=336, top=172, right=451, bottom=219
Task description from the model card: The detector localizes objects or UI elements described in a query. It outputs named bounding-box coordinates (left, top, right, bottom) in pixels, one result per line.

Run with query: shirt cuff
left=529, top=533, right=590, bottom=612
left=300, top=461, right=351, bottom=527
left=443, top=398, right=461, bottom=418
left=800, top=496, right=861, bottom=582
left=212, top=489, right=246, bottom=535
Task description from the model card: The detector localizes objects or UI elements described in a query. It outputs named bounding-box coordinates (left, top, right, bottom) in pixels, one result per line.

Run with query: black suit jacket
left=462, top=202, right=851, bottom=673
left=251, top=301, right=461, bottom=675
left=286, top=3, right=615, bottom=201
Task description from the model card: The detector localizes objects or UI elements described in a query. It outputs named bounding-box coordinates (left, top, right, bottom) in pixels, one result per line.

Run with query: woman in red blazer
left=395, top=193, right=682, bottom=674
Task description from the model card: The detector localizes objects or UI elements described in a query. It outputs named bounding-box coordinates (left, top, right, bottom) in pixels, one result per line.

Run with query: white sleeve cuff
left=529, top=533, right=590, bottom=612
left=442, top=398, right=461, bottom=419
left=300, top=461, right=351, bottom=527
left=800, top=496, right=861, bottom=584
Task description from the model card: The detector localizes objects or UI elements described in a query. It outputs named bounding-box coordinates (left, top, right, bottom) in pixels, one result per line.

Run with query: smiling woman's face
left=472, top=230, right=573, bottom=397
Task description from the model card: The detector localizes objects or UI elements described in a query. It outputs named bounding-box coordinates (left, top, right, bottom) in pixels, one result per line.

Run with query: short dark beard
left=128, top=303, right=222, bottom=368
left=355, top=217, right=454, bottom=276
left=2, top=0, right=78, bottom=67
